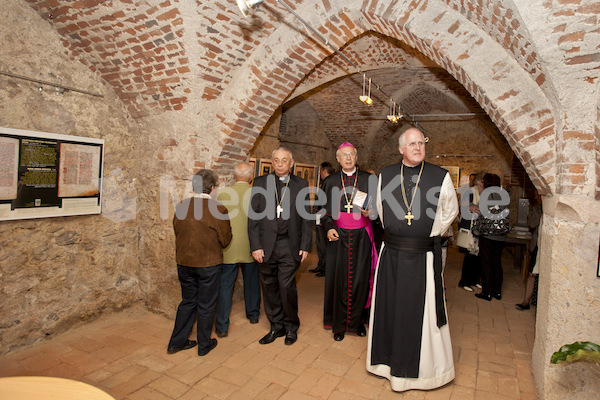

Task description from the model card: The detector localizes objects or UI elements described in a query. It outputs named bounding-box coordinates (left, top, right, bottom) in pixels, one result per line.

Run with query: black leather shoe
left=215, top=330, right=228, bottom=338
left=198, top=338, right=217, bottom=356
left=284, top=332, right=297, bottom=345
left=356, top=325, right=366, bottom=337
left=308, top=267, right=322, bottom=273
left=475, top=293, right=492, bottom=301
left=249, top=318, right=259, bottom=324
left=515, top=303, right=530, bottom=311
left=493, top=293, right=502, bottom=300
left=167, top=339, right=197, bottom=354
left=334, top=332, right=345, bottom=341
left=259, top=328, right=286, bottom=344
left=315, top=271, right=325, bottom=277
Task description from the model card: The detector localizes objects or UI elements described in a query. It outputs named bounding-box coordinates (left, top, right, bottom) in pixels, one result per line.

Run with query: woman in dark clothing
left=475, top=173, right=508, bottom=301
left=457, top=172, right=484, bottom=291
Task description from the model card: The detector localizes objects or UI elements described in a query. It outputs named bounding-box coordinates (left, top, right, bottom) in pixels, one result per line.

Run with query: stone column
left=532, top=195, right=600, bottom=400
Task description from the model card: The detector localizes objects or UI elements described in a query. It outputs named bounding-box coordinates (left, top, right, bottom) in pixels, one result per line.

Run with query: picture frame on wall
left=442, top=166, right=460, bottom=189
left=294, top=163, right=318, bottom=199
left=597, top=232, right=600, bottom=278
left=249, top=157, right=257, bottom=177
left=258, top=158, right=273, bottom=176
left=316, top=165, right=323, bottom=188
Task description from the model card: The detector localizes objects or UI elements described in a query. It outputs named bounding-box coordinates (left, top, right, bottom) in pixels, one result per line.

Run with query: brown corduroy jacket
left=173, top=196, right=232, bottom=268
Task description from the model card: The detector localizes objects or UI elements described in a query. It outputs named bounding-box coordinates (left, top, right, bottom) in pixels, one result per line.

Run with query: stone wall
left=0, top=0, right=145, bottom=353
left=532, top=196, right=600, bottom=400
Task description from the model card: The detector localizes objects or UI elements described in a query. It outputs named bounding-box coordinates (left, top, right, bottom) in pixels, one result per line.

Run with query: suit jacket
left=173, top=196, right=232, bottom=268
left=248, top=173, right=312, bottom=263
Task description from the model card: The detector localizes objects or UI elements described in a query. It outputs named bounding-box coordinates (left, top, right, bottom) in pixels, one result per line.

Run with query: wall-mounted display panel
left=0, top=127, right=104, bottom=221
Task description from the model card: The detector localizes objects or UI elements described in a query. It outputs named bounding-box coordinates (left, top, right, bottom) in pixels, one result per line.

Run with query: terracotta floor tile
left=125, top=386, right=172, bottom=400
left=147, top=375, right=190, bottom=399
left=109, top=368, right=161, bottom=398
left=308, top=373, right=342, bottom=399
left=256, top=363, right=298, bottom=386
left=0, top=248, right=537, bottom=399
left=208, top=366, right=252, bottom=387
left=280, top=390, right=320, bottom=400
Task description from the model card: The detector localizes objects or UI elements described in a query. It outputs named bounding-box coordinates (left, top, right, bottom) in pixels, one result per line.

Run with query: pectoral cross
left=277, top=205, right=283, bottom=219
left=405, top=211, right=414, bottom=226
left=344, top=203, right=353, bottom=213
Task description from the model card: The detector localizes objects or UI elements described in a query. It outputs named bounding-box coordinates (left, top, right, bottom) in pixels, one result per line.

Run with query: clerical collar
left=276, top=174, right=289, bottom=183
left=342, top=167, right=356, bottom=176
left=402, top=161, right=422, bottom=169
left=194, top=193, right=212, bottom=199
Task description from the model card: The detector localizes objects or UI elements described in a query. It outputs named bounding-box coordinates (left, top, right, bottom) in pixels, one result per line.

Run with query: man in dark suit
left=167, top=169, right=232, bottom=357
left=248, top=147, right=312, bottom=345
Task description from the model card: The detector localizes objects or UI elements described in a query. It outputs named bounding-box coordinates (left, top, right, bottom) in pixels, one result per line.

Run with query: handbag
left=472, top=205, right=510, bottom=237
left=456, top=218, right=479, bottom=255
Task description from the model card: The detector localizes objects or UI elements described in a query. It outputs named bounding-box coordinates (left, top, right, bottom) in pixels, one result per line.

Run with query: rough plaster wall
left=533, top=197, right=600, bottom=400
left=0, top=0, right=144, bottom=353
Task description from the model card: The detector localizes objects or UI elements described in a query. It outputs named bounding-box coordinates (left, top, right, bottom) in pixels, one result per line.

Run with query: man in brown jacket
left=167, top=169, right=232, bottom=356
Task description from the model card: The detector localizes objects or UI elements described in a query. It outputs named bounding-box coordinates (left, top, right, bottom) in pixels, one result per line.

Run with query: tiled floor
left=0, top=246, right=537, bottom=399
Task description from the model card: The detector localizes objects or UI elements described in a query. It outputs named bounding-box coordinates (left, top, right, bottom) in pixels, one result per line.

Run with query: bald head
left=398, top=128, right=426, bottom=167
left=398, top=128, right=425, bottom=147
left=233, top=162, right=254, bottom=183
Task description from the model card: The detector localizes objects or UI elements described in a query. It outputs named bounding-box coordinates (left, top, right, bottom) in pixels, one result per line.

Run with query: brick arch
left=212, top=6, right=557, bottom=195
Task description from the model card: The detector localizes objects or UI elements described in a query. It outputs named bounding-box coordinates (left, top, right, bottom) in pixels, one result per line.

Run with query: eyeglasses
left=340, top=152, right=356, bottom=158
left=272, top=158, right=289, bottom=164
left=406, top=141, right=425, bottom=148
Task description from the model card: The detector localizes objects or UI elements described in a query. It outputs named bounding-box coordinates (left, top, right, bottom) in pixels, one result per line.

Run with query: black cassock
left=367, top=162, right=458, bottom=392
left=321, top=170, right=376, bottom=334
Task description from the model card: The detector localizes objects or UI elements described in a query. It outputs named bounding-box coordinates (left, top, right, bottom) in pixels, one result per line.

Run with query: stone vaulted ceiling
left=17, top=0, right=525, bottom=176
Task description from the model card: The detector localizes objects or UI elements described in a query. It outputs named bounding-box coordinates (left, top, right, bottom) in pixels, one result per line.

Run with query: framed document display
left=442, top=166, right=460, bottom=189
left=258, top=158, right=273, bottom=176
left=0, top=126, right=104, bottom=221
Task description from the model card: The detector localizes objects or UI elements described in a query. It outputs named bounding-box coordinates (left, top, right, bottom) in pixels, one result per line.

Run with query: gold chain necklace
left=340, top=170, right=358, bottom=213
left=274, top=175, right=290, bottom=218
left=400, top=162, right=424, bottom=226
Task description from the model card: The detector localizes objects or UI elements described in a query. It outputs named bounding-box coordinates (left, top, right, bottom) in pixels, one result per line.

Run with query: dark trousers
left=215, top=262, right=261, bottom=332
left=315, top=225, right=327, bottom=271
left=168, top=264, right=221, bottom=353
left=258, top=237, right=300, bottom=334
left=479, top=237, right=505, bottom=296
left=458, top=253, right=481, bottom=287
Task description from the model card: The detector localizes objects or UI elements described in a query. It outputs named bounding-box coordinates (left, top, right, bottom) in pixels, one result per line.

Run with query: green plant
left=551, top=341, right=600, bottom=365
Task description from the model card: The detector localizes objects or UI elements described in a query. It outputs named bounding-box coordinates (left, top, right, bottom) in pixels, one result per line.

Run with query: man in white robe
left=367, top=128, right=459, bottom=391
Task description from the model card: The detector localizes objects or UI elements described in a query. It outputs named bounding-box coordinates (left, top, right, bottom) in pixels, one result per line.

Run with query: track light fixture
left=236, top=0, right=264, bottom=17
left=359, top=75, right=373, bottom=106
left=234, top=0, right=430, bottom=134
left=387, top=100, right=400, bottom=123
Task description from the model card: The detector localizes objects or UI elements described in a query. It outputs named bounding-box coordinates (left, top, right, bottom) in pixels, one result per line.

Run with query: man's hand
left=299, top=250, right=309, bottom=263
left=360, top=207, right=369, bottom=217
left=252, top=249, right=264, bottom=263
left=327, top=228, right=339, bottom=242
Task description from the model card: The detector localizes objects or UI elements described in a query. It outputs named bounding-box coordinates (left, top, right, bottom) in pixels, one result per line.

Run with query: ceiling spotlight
left=359, top=75, right=373, bottom=106
left=387, top=100, right=399, bottom=123
left=236, top=0, right=264, bottom=17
